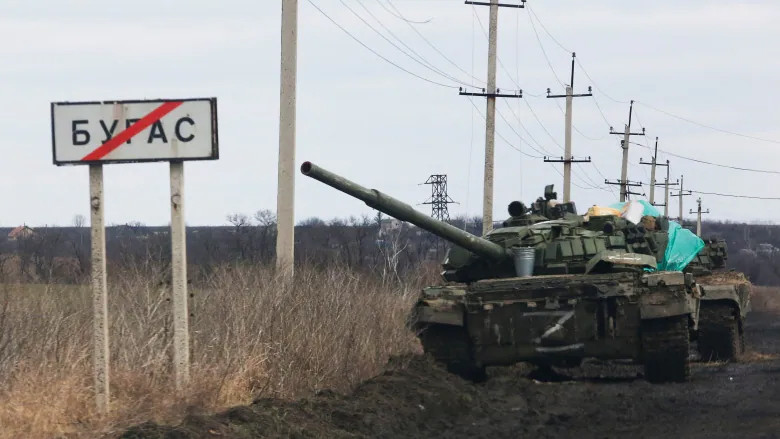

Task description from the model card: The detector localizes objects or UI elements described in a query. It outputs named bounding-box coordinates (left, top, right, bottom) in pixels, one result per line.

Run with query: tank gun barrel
left=301, top=161, right=507, bottom=260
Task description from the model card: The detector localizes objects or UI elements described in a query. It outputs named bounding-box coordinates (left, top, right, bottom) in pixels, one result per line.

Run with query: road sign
left=51, top=97, right=218, bottom=411
left=51, top=98, right=218, bottom=165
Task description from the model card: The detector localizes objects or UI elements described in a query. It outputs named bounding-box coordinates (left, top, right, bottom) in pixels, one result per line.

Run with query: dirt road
left=123, top=311, right=780, bottom=439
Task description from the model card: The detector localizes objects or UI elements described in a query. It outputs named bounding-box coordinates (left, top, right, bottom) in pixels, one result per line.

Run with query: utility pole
left=650, top=160, right=679, bottom=217
left=689, top=197, right=710, bottom=237
left=671, top=174, right=692, bottom=224
left=544, top=52, right=592, bottom=203
left=422, top=174, right=456, bottom=222
left=461, top=0, right=525, bottom=235
left=639, top=137, right=661, bottom=204
left=663, top=177, right=670, bottom=216
left=276, top=0, right=298, bottom=274
left=608, top=100, right=645, bottom=202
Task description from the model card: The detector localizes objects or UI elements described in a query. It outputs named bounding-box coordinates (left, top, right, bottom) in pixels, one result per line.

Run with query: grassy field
left=0, top=264, right=423, bottom=438
left=2, top=265, right=778, bottom=438
left=751, top=285, right=780, bottom=313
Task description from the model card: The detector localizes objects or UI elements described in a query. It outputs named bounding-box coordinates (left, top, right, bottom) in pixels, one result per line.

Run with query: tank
left=301, top=161, right=702, bottom=383
left=687, top=238, right=751, bottom=361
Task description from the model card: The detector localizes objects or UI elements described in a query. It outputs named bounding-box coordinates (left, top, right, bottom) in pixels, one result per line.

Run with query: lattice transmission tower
left=422, top=174, right=456, bottom=222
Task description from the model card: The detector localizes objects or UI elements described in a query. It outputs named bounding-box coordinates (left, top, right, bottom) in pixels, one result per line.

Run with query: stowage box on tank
left=300, top=161, right=750, bottom=383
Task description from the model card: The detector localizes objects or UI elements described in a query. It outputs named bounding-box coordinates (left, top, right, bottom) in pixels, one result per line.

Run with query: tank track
left=697, top=303, right=743, bottom=362
left=641, top=315, right=691, bottom=383
left=418, top=324, right=486, bottom=382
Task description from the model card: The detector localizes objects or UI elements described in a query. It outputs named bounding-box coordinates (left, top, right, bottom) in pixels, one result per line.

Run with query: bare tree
left=253, top=209, right=277, bottom=263
left=226, top=213, right=251, bottom=260
left=72, top=214, right=86, bottom=228
left=67, top=216, right=89, bottom=282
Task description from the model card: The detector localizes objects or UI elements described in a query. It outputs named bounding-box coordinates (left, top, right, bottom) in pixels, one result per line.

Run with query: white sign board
left=51, top=98, right=218, bottom=165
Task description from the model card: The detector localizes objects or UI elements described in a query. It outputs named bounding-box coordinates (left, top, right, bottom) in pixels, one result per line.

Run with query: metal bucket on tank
left=512, top=247, right=536, bottom=277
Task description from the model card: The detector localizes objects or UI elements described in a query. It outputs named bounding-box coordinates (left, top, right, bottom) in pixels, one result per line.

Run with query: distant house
left=8, top=225, right=34, bottom=241
left=379, top=218, right=403, bottom=237
left=756, top=243, right=778, bottom=258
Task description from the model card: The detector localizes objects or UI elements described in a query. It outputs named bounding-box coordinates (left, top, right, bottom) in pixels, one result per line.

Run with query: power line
left=591, top=94, right=614, bottom=128
left=528, top=3, right=780, bottom=146
left=378, top=0, right=433, bottom=24
left=526, top=4, right=571, bottom=53
left=520, top=98, right=606, bottom=190
left=635, top=101, right=780, bottom=146
left=552, top=99, right=607, bottom=141
left=381, top=0, right=486, bottom=85
left=629, top=141, right=780, bottom=175
left=524, top=7, right=610, bottom=140
left=469, top=4, right=543, bottom=98
left=574, top=58, right=630, bottom=105
left=529, top=4, right=617, bottom=103
left=526, top=9, right=565, bottom=87
left=341, top=0, right=478, bottom=87
left=523, top=99, right=564, bottom=150
left=590, top=161, right=617, bottom=196
left=495, top=107, right=549, bottom=157
left=306, top=0, right=456, bottom=88
left=550, top=164, right=610, bottom=192
left=467, top=98, right=543, bottom=158
left=688, top=190, right=780, bottom=201
left=499, top=99, right=607, bottom=193
left=525, top=7, right=616, bottom=128
left=480, top=8, right=608, bottom=191
left=500, top=100, right=555, bottom=156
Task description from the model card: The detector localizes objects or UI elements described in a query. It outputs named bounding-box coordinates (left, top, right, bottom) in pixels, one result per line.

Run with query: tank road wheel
left=641, top=315, right=691, bottom=383
left=418, top=324, right=486, bottom=382
left=697, top=303, right=743, bottom=362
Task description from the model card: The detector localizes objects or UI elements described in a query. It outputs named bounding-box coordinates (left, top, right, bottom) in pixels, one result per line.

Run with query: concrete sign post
left=169, top=161, right=190, bottom=389
left=51, top=97, right=218, bottom=410
left=88, top=164, right=109, bottom=413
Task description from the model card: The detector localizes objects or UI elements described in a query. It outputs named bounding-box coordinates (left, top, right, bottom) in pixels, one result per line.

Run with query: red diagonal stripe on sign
left=81, top=101, right=183, bottom=161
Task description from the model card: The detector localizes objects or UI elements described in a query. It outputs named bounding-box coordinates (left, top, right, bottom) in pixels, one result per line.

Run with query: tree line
left=0, top=212, right=777, bottom=286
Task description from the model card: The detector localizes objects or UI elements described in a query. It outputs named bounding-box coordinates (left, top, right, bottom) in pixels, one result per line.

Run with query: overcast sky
left=2, top=0, right=779, bottom=227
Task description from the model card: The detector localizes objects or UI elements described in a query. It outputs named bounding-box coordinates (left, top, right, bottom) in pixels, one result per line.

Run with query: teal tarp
left=607, top=200, right=704, bottom=271
left=608, top=200, right=662, bottom=218
left=658, top=221, right=705, bottom=271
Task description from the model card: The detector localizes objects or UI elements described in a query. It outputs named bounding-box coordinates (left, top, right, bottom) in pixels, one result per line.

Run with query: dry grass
left=0, top=263, right=422, bottom=438
left=751, top=286, right=780, bottom=313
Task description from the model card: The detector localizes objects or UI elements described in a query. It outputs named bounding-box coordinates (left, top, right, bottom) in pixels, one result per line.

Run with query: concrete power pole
left=639, top=137, right=660, bottom=204
left=483, top=0, right=497, bottom=236
left=461, top=0, right=525, bottom=235
left=664, top=176, right=670, bottom=216
left=544, top=53, right=592, bottom=203
left=651, top=160, right=679, bottom=217
left=641, top=148, right=679, bottom=217
left=671, top=174, right=692, bottom=224
left=690, top=197, right=710, bottom=237
left=276, top=0, right=298, bottom=274
left=679, top=175, right=684, bottom=222
left=649, top=138, right=658, bottom=204
left=607, top=100, right=645, bottom=202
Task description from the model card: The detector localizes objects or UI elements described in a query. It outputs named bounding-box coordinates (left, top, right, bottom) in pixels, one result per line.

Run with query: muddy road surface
left=124, top=311, right=780, bottom=439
